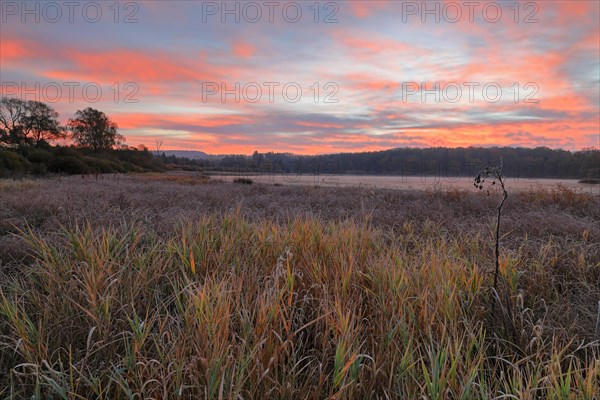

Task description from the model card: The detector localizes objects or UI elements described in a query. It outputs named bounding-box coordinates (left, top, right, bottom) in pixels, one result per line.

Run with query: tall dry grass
left=0, top=176, right=599, bottom=398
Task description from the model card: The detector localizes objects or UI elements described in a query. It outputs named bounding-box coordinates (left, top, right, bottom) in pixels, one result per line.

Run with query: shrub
left=30, top=162, right=47, bottom=175
left=0, top=150, right=30, bottom=176
left=51, top=155, right=90, bottom=175
left=26, top=148, right=55, bottom=165
left=578, top=178, right=600, bottom=184
left=83, top=156, right=120, bottom=174
left=234, top=177, right=253, bottom=185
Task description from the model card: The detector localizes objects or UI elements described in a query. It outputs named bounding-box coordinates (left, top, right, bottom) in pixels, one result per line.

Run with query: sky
left=1, top=0, right=599, bottom=154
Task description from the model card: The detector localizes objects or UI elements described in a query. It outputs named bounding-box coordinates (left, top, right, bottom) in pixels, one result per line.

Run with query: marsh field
left=0, top=174, right=599, bottom=399
left=214, top=173, right=600, bottom=194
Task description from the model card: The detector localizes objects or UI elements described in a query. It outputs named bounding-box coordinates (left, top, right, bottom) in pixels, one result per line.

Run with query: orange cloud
left=62, top=50, right=209, bottom=83
left=232, top=42, right=256, bottom=59
left=296, top=121, right=345, bottom=129
left=348, top=1, right=389, bottom=18
left=1, top=38, right=32, bottom=61
left=332, top=30, right=427, bottom=56
left=344, top=73, right=401, bottom=92
left=113, top=112, right=255, bottom=130
left=116, top=112, right=598, bottom=155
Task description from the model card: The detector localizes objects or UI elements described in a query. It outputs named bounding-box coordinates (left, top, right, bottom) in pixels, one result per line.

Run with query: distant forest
left=1, top=97, right=598, bottom=179
left=163, top=147, right=600, bottom=179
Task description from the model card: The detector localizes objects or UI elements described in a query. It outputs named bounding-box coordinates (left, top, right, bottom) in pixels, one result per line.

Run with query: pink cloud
left=232, top=42, right=256, bottom=59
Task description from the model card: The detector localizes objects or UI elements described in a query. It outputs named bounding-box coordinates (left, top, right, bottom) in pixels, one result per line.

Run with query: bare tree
left=154, top=138, right=163, bottom=156
left=474, top=160, right=508, bottom=310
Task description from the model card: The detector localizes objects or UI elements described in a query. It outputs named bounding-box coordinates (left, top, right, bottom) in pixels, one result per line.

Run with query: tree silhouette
left=68, top=107, right=124, bottom=152
left=154, top=138, right=163, bottom=156
left=0, top=97, right=65, bottom=147
left=0, top=97, right=29, bottom=147
left=23, top=101, right=65, bottom=147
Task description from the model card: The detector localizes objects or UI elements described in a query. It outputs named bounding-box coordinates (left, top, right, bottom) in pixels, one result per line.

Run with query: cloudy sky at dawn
left=1, top=0, right=599, bottom=154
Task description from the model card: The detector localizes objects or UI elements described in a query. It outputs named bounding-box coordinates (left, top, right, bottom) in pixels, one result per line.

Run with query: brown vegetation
left=0, top=175, right=599, bottom=398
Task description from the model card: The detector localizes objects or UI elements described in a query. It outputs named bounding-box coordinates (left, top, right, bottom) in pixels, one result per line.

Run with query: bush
left=83, top=156, right=120, bottom=174
left=0, top=150, right=30, bottom=177
left=26, top=148, right=55, bottom=165
left=30, top=163, right=47, bottom=175
left=233, top=177, right=253, bottom=185
left=51, top=155, right=90, bottom=175
left=578, top=178, right=600, bottom=184
left=1, top=145, right=166, bottom=176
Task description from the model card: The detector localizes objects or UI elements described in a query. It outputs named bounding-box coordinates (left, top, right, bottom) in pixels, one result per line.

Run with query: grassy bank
left=0, top=176, right=598, bottom=398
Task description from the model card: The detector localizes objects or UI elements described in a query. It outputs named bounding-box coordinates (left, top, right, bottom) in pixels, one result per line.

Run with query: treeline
left=0, top=97, right=164, bottom=177
left=197, top=147, right=599, bottom=179
left=2, top=97, right=598, bottom=179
